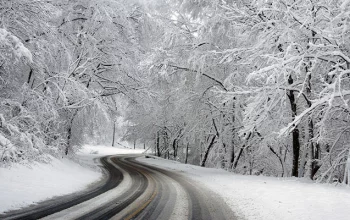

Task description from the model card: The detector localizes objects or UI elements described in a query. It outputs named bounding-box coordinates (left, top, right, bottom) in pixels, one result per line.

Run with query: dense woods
left=1, top=0, right=350, bottom=184
left=0, top=0, right=144, bottom=161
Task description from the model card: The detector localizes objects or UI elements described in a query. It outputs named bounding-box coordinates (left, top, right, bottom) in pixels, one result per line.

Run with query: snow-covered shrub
left=0, top=103, right=33, bottom=164
left=0, top=28, right=33, bottom=64
left=0, top=95, right=65, bottom=166
left=90, top=150, right=99, bottom=154
left=0, top=132, right=18, bottom=163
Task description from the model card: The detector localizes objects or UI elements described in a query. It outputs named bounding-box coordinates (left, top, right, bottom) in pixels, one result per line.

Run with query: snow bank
left=0, top=145, right=144, bottom=214
left=0, top=156, right=101, bottom=213
left=138, top=156, right=350, bottom=220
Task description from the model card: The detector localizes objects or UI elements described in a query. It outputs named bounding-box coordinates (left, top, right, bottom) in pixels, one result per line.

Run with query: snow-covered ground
left=0, top=145, right=144, bottom=214
left=79, top=144, right=144, bottom=156
left=2, top=145, right=349, bottom=219
left=138, top=156, right=350, bottom=220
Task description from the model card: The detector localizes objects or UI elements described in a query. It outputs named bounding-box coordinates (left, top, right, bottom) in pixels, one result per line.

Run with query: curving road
left=0, top=155, right=237, bottom=220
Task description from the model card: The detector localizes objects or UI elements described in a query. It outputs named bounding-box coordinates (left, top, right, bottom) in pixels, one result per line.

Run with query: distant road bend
left=1, top=155, right=236, bottom=220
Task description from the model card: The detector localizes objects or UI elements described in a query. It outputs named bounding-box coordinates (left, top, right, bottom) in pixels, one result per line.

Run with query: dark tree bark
left=172, top=138, right=177, bottom=158
left=305, top=66, right=320, bottom=179
left=229, top=99, right=236, bottom=168
left=200, top=135, right=217, bottom=167
left=287, top=75, right=301, bottom=177
left=156, top=131, right=160, bottom=157
left=27, top=68, right=33, bottom=84
left=232, top=132, right=252, bottom=169
left=65, top=109, right=78, bottom=155
left=185, top=143, right=189, bottom=164
left=230, top=147, right=235, bottom=167
left=309, top=117, right=321, bottom=179
left=66, top=125, right=72, bottom=155
left=232, top=145, right=245, bottom=169
left=268, top=145, right=285, bottom=177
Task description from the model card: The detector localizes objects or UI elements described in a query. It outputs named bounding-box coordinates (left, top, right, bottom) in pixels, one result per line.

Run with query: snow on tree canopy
left=0, top=28, right=33, bottom=63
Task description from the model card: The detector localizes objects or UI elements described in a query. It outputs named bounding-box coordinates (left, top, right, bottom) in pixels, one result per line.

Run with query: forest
left=1, top=0, right=350, bottom=184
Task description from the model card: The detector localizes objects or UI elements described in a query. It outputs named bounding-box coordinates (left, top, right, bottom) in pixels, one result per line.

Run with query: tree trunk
left=185, top=143, right=189, bottom=164
left=112, top=121, right=116, bottom=147
left=200, top=135, right=216, bottom=167
left=172, top=138, right=177, bottom=159
left=221, top=143, right=227, bottom=169
left=308, top=119, right=321, bottom=179
left=232, top=145, right=244, bottom=169
left=229, top=99, right=236, bottom=168
left=230, top=146, right=235, bottom=169
left=27, top=68, right=33, bottom=84
left=232, top=132, right=252, bottom=169
left=65, top=110, right=78, bottom=155
left=343, top=150, right=350, bottom=185
left=230, top=147, right=235, bottom=168
left=304, top=21, right=321, bottom=179
left=268, top=145, right=285, bottom=177
left=134, top=139, right=136, bottom=149
left=288, top=75, right=301, bottom=177
left=66, top=125, right=72, bottom=155
left=156, top=131, right=160, bottom=157
left=154, top=143, right=157, bottom=156
left=305, top=71, right=320, bottom=179
left=291, top=128, right=301, bottom=177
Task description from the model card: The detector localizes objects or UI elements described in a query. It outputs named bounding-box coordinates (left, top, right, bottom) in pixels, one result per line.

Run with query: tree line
left=0, top=0, right=147, bottom=163
left=124, top=0, right=350, bottom=183
left=1, top=0, right=350, bottom=184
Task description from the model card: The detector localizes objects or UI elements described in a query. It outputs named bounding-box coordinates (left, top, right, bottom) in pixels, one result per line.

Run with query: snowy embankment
left=0, top=145, right=143, bottom=214
left=138, top=156, right=350, bottom=220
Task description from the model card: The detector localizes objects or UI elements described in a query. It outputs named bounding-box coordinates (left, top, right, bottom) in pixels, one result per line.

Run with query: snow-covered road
left=0, top=146, right=236, bottom=220
left=44, top=156, right=235, bottom=220
left=1, top=145, right=350, bottom=220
